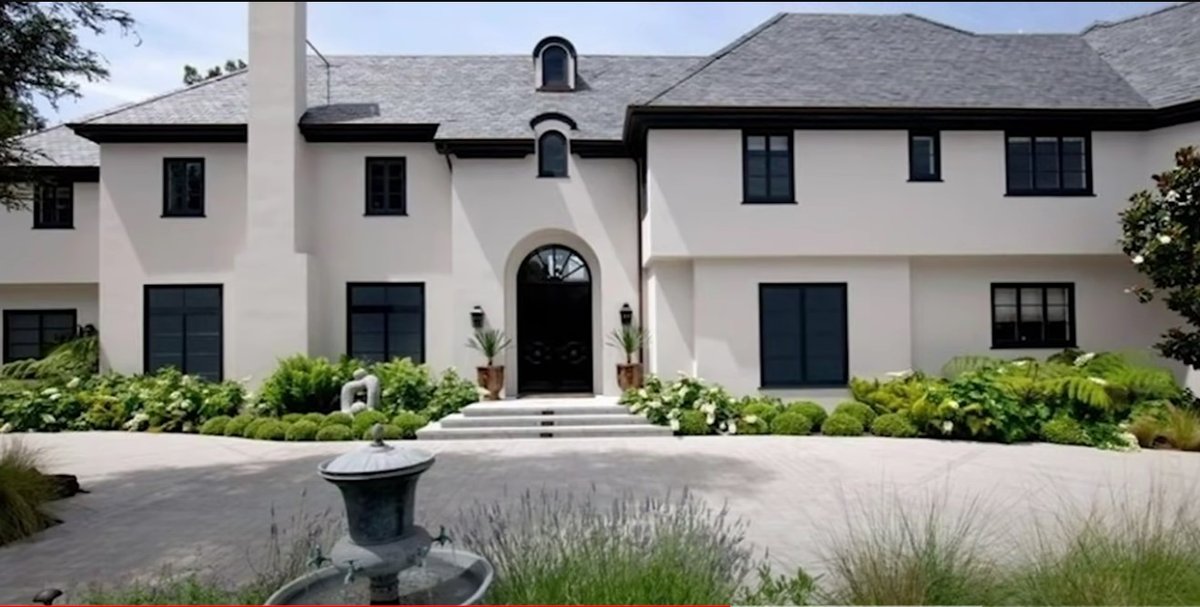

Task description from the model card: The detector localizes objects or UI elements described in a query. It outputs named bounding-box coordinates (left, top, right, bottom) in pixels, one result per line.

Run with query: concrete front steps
left=416, top=396, right=672, bottom=440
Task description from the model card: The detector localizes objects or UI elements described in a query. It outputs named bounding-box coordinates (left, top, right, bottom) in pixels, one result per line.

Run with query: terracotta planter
left=477, top=365, right=505, bottom=401
left=616, top=362, right=643, bottom=392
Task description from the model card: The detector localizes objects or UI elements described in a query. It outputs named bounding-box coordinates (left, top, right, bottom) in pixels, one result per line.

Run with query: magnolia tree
left=1119, top=146, right=1200, bottom=370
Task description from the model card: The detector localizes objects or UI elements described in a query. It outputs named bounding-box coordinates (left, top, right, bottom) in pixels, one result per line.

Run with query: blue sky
left=43, top=1, right=1173, bottom=123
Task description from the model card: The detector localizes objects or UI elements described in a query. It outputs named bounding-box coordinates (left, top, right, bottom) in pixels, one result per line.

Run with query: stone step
left=415, top=422, right=673, bottom=440
left=439, top=413, right=651, bottom=428
left=460, top=401, right=628, bottom=418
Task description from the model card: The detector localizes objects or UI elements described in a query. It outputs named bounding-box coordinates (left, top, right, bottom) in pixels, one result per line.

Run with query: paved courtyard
left=2, top=432, right=1199, bottom=603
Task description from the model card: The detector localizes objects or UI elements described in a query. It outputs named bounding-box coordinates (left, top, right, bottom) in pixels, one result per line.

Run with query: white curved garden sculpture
left=340, top=368, right=380, bottom=414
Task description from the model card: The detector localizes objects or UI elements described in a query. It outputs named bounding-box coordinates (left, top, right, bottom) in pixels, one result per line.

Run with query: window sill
left=908, top=178, right=943, bottom=183
left=1004, top=192, right=1095, bottom=198
left=161, top=213, right=206, bottom=218
left=537, top=174, right=570, bottom=179
left=364, top=211, right=408, bottom=217
left=760, top=382, right=848, bottom=390
left=991, top=342, right=1077, bottom=350
left=742, top=200, right=797, bottom=205
left=32, top=225, right=74, bottom=230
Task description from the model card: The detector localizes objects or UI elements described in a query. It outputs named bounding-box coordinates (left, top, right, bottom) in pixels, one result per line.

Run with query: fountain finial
left=371, top=423, right=386, bottom=446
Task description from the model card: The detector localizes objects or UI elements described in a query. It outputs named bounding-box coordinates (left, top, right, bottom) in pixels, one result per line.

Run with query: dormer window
left=542, top=46, right=568, bottom=88
left=538, top=131, right=568, bottom=177
left=533, top=36, right=577, bottom=91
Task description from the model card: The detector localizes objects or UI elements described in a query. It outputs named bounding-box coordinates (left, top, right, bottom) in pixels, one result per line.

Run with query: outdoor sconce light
left=620, top=303, right=633, bottom=327
left=470, top=306, right=485, bottom=329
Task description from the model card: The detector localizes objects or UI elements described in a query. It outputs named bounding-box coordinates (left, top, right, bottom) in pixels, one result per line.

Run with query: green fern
left=1107, top=366, right=1181, bottom=404
left=940, top=356, right=1001, bottom=379
left=1044, top=376, right=1113, bottom=411
left=0, top=334, right=98, bottom=380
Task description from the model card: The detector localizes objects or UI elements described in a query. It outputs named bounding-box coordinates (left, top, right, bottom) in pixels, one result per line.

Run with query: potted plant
left=467, top=328, right=512, bottom=400
left=607, top=325, right=648, bottom=391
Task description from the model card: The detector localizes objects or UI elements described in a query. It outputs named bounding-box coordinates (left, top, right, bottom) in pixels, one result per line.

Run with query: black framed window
left=759, top=283, right=848, bottom=387
left=365, top=157, right=407, bottom=215
left=538, top=131, right=568, bottom=177
left=1005, top=134, right=1090, bottom=196
left=991, top=283, right=1075, bottom=349
left=3, top=310, right=77, bottom=363
left=541, top=46, right=568, bottom=88
left=145, top=285, right=223, bottom=380
left=163, top=158, right=205, bottom=217
left=347, top=283, right=424, bottom=363
left=908, top=131, right=941, bottom=182
left=33, top=183, right=74, bottom=229
left=743, top=132, right=794, bottom=203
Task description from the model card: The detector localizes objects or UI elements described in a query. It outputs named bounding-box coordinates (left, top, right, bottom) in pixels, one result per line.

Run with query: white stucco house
left=3, top=2, right=1199, bottom=399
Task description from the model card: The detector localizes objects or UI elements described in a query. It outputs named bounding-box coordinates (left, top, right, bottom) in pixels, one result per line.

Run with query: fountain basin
left=265, top=547, right=493, bottom=605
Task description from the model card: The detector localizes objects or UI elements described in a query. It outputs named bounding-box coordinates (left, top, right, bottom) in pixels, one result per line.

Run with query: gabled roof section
left=645, top=12, right=1151, bottom=110
left=1084, top=2, right=1200, bottom=108
left=16, top=125, right=98, bottom=166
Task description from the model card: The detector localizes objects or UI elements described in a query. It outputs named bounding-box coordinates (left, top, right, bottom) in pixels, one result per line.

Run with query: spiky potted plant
left=607, top=325, right=647, bottom=391
left=467, top=328, right=512, bottom=400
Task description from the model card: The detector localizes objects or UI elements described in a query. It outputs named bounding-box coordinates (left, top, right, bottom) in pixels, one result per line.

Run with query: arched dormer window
left=542, top=46, right=568, bottom=88
left=538, top=131, right=568, bottom=177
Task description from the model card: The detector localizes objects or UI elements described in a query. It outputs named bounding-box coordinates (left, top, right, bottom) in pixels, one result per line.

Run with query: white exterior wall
left=450, top=152, right=639, bottom=396
left=97, top=143, right=247, bottom=375
left=307, top=142, right=454, bottom=367
left=0, top=183, right=98, bottom=283
left=645, top=129, right=1146, bottom=259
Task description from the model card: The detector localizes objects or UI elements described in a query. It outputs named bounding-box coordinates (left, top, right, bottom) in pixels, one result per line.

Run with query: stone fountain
left=266, top=426, right=493, bottom=605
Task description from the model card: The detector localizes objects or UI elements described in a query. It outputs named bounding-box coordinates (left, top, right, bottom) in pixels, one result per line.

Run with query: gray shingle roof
left=646, top=13, right=1150, bottom=109
left=82, top=55, right=701, bottom=140
left=18, top=124, right=98, bottom=166
left=1084, top=2, right=1200, bottom=108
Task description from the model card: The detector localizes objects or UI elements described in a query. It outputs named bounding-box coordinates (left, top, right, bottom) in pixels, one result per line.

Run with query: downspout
left=635, top=154, right=646, bottom=368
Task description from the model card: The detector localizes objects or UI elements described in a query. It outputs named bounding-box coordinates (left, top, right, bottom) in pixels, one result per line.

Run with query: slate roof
left=1083, top=2, right=1200, bottom=108
left=17, top=3, right=1200, bottom=167
left=17, top=124, right=98, bottom=167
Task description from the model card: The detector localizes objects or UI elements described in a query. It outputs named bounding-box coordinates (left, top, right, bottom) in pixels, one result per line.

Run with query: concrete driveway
left=1, top=432, right=1198, bottom=604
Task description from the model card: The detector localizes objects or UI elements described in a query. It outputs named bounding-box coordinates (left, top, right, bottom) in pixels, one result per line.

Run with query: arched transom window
left=538, top=131, right=568, bottom=177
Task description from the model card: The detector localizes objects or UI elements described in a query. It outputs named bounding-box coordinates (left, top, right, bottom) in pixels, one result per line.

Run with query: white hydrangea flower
left=1012, top=360, right=1028, bottom=367
left=1158, top=234, right=1172, bottom=244
left=941, top=421, right=954, bottom=434
left=1074, top=352, right=1096, bottom=366
left=0, top=423, right=11, bottom=433
left=885, top=369, right=913, bottom=378
left=169, top=391, right=183, bottom=400
left=744, top=414, right=759, bottom=424
left=700, top=403, right=716, bottom=415
left=66, top=377, right=81, bottom=389
left=41, top=387, right=58, bottom=396
left=49, top=393, right=61, bottom=401
left=648, top=400, right=661, bottom=409
left=1117, top=432, right=1140, bottom=452
left=706, top=414, right=716, bottom=426
left=1132, top=254, right=1145, bottom=265
left=944, top=399, right=960, bottom=410
left=637, top=388, right=648, bottom=398
left=1088, top=377, right=1109, bottom=386
left=728, top=421, right=738, bottom=435
left=1166, top=190, right=1180, bottom=202
left=669, top=419, right=680, bottom=432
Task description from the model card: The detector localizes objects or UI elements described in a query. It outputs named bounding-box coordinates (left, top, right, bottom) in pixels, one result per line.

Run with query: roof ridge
left=900, top=13, right=976, bottom=36
left=641, top=12, right=788, bottom=106
left=1081, top=1, right=1189, bottom=35
left=69, top=68, right=247, bottom=126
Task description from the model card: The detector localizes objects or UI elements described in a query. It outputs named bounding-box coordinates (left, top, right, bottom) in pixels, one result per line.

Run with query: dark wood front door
left=517, top=245, right=593, bottom=394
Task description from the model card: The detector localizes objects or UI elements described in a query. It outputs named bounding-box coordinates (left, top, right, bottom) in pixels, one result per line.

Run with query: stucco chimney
left=234, top=1, right=312, bottom=385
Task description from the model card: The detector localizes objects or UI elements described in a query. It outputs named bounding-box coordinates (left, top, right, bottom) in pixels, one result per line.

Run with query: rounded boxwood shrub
left=199, top=415, right=232, bottom=436
left=392, top=412, right=429, bottom=439
left=677, top=410, right=709, bottom=436
left=285, top=420, right=320, bottom=441
left=253, top=420, right=288, bottom=441
left=1041, top=417, right=1090, bottom=446
left=833, top=401, right=876, bottom=426
left=770, top=412, right=814, bottom=436
left=786, top=401, right=827, bottom=428
left=223, top=414, right=255, bottom=437
left=740, top=400, right=780, bottom=424
left=302, top=412, right=326, bottom=426
left=316, top=425, right=354, bottom=441
left=822, top=413, right=865, bottom=436
left=322, top=412, right=353, bottom=428
left=281, top=413, right=304, bottom=424
left=351, top=410, right=390, bottom=437
left=871, top=412, right=918, bottom=438
left=240, top=417, right=270, bottom=439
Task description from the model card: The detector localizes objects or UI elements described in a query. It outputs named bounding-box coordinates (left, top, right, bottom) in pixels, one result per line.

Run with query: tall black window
left=145, top=285, right=222, bottom=380
left=991, top=283, right=1075, bottom=349
left=743, top=132, right=794, bottom=203
left=908, top=131, right=941, bottom=181
left=365, top=157, right=407, bottom=215
left=538, top=131, right=568, bottom=177
left=541, top=46, right=568, bottom=88
left=1006, top=135, right=1090, bottom=195
left=163, top=158, right=205, bottom=217
left=347, top=283, right=424, bottom=363
left=33, top=183, right=74, bottom=229
left=3, top=310, right=76, bottom=362
left=760, top=284, right=848, bottom=387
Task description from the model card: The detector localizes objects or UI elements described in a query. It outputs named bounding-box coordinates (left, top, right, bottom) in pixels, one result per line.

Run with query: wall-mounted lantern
left=620, top=303, right=633, bottom=327
left=470, top=305, right=485, bottom=329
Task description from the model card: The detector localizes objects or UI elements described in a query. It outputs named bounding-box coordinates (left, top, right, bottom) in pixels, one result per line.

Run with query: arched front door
left=517, top=245, right=593, bottom=394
